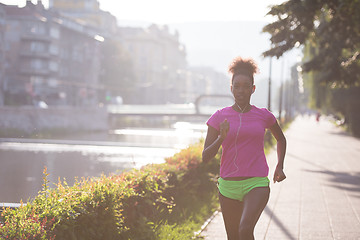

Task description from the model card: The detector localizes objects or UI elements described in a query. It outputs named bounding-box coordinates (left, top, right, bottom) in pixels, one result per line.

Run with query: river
left=0, top=121, right=207, bottom=203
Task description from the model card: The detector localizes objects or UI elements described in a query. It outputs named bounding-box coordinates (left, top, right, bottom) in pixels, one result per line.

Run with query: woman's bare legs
left=239, top=187, right=270, bottom=239
left=219, top=187, right=270, bottom=240
left=219, top=192, right=244, bottom=240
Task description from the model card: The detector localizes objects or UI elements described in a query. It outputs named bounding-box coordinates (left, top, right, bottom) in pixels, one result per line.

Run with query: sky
left=99, top=0, right=285, bottom=24
left=0, top=0, right=301, bottom=108
left=1, top=0, right=300, bottom=94
left=0, top=0, right=285, bottom=24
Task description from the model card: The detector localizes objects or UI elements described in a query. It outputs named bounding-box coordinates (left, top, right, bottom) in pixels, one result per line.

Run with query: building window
left=60, top=66, right=68, bottom=77
left=72, top=48, right=83, bottom=62
left=31, top=59, right=44, bottom=70
left=31, top=76, right=44, bottom=84
left=60, top=48, right=70, bottom=59
left=49, top=44, right=59, bottom=55
left=31, top=42, right=46, bottom=52
left=48, top=78, right=58, bottom=87
left=30, top=22, right=46, bottom=34
left=49, top=61, right=58, bottom=71
left=50, top=27, right=60, bottom=39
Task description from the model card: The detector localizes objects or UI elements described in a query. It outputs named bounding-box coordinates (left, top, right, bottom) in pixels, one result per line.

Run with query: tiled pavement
left=200, top=116, right=360, bottom=240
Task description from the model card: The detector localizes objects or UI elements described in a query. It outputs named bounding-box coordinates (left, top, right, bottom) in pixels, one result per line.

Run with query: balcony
left=21, top=33, right=51, bottom=42
left=20, top=50, right=51, bottom=59
left=20, top=67, right=50, bottom=76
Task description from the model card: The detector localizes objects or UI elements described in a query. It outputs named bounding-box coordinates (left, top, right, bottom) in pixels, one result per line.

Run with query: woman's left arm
left=269, top=121, right=287, bottom=183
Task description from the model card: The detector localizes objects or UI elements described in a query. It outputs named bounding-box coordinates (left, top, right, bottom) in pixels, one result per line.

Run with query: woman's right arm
left=202, top=119, right=229, bottom=163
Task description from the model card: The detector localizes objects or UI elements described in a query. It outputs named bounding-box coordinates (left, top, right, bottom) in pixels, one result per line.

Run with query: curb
left=193, top=209, right=220, bottom=238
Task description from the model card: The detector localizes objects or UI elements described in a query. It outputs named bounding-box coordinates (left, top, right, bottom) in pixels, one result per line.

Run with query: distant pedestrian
left=316, top=112, right=321, bottom=123
left=202, top=57, right=287, bottom=240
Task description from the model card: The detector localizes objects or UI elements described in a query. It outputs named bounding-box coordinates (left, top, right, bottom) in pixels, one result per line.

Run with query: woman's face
left=231, top=74, right=255, bottom=105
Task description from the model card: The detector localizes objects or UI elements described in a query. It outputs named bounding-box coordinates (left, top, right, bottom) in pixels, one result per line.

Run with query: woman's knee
left=226, top=231, right=239, bottom=240
left=238, top=223, right=254, bottom=239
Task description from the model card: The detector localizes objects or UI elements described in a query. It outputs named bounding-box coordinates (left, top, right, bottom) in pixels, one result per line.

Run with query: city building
left=117, top=24, right=188, bottom=104
left=2, top=0, right=103, bottom=106
left=1, top=1, right=223, bottom=107
left=186, top=66, right=230, bottom=105
left=49, top=0, right=117, bottom=37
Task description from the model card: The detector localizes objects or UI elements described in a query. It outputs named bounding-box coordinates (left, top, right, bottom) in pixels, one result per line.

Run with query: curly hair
left=228, top=57, right=259, bottom=84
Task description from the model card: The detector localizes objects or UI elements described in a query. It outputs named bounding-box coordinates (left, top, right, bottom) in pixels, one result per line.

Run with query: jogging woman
left=202, top=57, right=287, bottom=240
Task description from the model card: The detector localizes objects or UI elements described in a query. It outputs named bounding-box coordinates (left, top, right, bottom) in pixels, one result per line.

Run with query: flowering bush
left=165, top=142, right=203, bottom=170
left=0, top=141, right=220, bottom=240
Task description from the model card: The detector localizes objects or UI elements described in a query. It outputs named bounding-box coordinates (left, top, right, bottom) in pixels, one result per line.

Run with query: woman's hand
left=202, top=119, right=229, bottom=163
left=269, top=121, right=287, bottom=183
left=219, top=119, right=229, bottom=140
left=273, top=165, right=286, bottom=183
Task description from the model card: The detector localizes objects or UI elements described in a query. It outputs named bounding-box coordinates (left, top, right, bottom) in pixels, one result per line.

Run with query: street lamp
left=278, top=58, right=285, bottom=121
left=268, top=57, right=272, bottom=111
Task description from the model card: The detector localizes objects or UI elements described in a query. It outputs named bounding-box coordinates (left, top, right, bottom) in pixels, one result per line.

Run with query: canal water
left=0, top=121, right=208, bottom=203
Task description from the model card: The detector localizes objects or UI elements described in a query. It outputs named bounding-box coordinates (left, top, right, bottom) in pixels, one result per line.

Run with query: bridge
left=0, top=95, right=234, bottom=210
left=107, top=94, right=233, bottom=118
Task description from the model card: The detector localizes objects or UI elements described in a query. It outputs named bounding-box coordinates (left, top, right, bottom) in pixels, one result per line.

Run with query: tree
left=263, top=0, right=360, bottom=86
left=100, top=39, right=136, bottom=103
left=262, top=0, right=360, bottom=136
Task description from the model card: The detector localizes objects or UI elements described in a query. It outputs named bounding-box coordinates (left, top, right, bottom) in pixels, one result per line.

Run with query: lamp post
left=268, top=57, right=272, bottom=111
left=278, top=58, right=285, bottom=121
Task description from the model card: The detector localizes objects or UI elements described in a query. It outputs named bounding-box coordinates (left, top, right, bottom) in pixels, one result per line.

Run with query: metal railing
left=0, top=202, right=25, bottom=212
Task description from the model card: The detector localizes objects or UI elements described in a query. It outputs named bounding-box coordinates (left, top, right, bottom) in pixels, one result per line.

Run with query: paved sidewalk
left=200, top=116, right=360, bottom=240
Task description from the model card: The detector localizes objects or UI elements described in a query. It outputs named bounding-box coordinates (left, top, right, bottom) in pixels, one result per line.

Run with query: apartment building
left=117, top=24, right=188, bottom=104
left=2, top=1, right=103, bottom=106
left=186, top=66, right=230, bottom=105
left=49, top=0, right=117, bottom=37
left=1, top=0, right=216, bottom=106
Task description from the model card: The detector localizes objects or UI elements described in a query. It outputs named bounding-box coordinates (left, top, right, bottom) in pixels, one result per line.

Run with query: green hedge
left=0, top=141, right=220, bottom=240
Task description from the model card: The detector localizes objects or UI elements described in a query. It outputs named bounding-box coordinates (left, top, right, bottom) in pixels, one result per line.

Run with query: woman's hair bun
left=228, top=57, right=259, bottom=77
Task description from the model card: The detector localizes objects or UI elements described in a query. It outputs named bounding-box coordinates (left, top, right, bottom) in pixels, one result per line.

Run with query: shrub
left=0, top=141, right=220, bottom=240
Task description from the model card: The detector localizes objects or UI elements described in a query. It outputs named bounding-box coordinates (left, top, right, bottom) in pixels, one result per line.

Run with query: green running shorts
left=218, top=177, right=270, bottom=201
